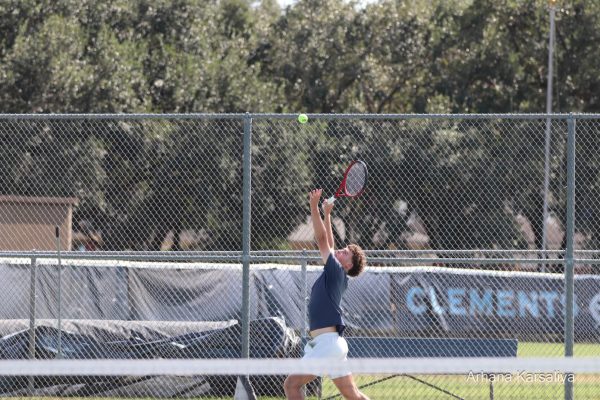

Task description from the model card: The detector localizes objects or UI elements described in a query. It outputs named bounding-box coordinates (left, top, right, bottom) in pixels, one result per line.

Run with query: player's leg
left=328, top=335, right=369, bottom=400
left=284, top=335, right=321, bottom=399
left=284, top=374, right=317, bottom=400
left=332, top=374, right=370, bottom=400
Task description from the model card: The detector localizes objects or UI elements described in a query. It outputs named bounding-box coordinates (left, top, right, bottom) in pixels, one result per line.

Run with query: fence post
left=241, top=113, right=253, bottom=360
left=564, top=115, right=576, bottom=400
left=28, top=253, right=37, bottom=394
left=301, top=249, right=308, bottom=398
left=301, top=249, right=308, bottom=341
left=55, top=226, right=63, bottom=359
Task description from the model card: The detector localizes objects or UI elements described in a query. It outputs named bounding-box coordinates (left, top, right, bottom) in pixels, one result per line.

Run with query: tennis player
left=284, top=189, right=369, bottom=400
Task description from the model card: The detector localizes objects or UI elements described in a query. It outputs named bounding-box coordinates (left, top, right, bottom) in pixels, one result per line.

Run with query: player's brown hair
left=347, top=244, right=366, bottom=277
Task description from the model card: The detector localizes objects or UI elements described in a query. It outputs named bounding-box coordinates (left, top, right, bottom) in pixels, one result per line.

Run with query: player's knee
left=338, top=386, right=357, bottom=399
left=283, top=375, right=302, bottom=392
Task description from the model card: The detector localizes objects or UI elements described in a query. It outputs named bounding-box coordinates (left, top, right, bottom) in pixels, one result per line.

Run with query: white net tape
left=4, top=357, right=600, bottom=376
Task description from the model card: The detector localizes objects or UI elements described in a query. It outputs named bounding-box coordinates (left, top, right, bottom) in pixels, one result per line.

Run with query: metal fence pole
left=302, top=250, right=308, bottom=339
left=241, top=114, right=252, bottom=360
left=55, top=226, right=63, bottom=359
left=541, top=1, right=557, bottom=273
left=564, top=115, right=576, bottom=400
left=28, top=254, right=37, bottom=394
left=301, top=249, right=308, bottom=398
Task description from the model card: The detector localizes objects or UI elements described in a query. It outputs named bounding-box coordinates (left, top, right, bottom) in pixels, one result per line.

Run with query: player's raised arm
left=309, top=189, right=332, bottom=263
left=322, top=198, right=335, bottom=250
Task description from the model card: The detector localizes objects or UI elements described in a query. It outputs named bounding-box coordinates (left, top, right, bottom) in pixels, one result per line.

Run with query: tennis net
left=3, top=357, right=600, bottom=399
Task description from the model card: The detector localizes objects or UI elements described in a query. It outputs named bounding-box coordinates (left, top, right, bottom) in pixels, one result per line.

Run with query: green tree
left=356, top=0, right=441, bottom=113
left=259, top=0, right=366, bottom=112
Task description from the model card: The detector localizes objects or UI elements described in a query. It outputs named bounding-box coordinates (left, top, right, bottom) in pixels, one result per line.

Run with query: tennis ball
left=298, top=113, right=308, bottom=124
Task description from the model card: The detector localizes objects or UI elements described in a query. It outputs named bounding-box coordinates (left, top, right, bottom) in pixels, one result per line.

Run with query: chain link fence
left=0, top=114, right=599, bottom=399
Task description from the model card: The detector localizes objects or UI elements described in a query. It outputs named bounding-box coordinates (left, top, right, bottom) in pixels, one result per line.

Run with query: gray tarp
left=1, top=259, right=600, bottom=341
left=0, top=317, right=301, bottom=397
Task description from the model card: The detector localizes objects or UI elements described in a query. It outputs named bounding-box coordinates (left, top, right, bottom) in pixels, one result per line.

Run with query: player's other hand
left=322, top=198, right=334, bottom=215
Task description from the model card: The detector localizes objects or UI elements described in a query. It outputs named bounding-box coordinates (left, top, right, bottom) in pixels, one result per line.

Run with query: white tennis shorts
left=302, top=332, right=351, bottom=379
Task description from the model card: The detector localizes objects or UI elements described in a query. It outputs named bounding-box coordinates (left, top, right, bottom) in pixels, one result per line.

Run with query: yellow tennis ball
left=298, top=113, right=308, bottom=124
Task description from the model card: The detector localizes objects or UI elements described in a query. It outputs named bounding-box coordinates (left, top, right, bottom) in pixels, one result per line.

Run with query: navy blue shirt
left=308, top=253, right=349, bottom=335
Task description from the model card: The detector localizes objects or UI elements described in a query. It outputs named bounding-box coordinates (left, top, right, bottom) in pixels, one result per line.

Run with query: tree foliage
left=1, top=0, right=599, bottom=254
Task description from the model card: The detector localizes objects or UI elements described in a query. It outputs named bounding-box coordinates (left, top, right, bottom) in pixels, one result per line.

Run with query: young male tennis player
left=284, top=189, right=369, bottom=400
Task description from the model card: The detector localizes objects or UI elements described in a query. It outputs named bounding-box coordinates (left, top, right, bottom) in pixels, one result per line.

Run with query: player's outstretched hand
left=309, top=189, right=322, bottom=207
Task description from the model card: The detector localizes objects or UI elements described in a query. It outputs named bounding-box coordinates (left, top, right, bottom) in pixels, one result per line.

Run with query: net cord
left=2, top=357, right=598, bottom=376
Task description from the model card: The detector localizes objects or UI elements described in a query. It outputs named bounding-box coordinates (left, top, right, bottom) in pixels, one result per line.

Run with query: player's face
left=335, top=247, right=353, bottom=272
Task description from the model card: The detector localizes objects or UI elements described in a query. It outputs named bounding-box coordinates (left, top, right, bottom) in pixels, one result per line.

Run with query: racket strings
left=345, top=163, right=367, bottom=195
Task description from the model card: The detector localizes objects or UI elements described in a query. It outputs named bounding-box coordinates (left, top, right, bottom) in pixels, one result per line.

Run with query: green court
left=316, top=342, right=600, bottom=400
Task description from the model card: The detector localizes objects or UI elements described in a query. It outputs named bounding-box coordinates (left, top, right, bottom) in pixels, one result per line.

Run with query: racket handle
left=327, top=196, right=336, bottom=204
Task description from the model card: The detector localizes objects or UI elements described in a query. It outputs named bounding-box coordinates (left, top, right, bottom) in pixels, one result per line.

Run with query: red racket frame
left=327, top=160, right=368, bottom=203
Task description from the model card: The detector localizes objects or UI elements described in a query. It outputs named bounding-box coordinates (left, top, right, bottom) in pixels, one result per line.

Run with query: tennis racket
left=327, top=160, right=368, bottom=204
